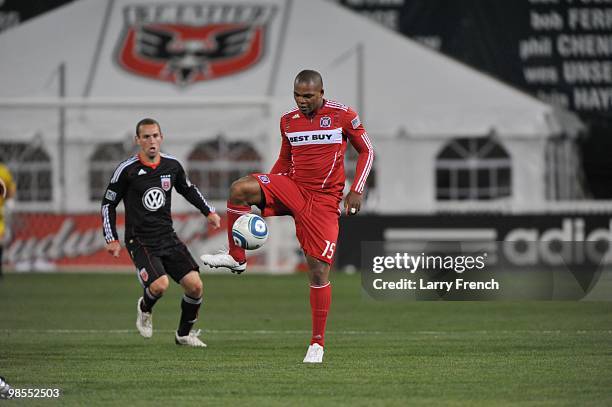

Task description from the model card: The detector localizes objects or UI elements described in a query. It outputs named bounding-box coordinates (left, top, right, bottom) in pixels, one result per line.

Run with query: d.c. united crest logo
left=160, top=175, right=172, bottom=191
left=139, top=267, right=149, bottom=282
left=116, top=4, right=276, bottom=86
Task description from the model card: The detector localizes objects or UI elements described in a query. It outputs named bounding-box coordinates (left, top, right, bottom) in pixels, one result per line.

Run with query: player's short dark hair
left=136, top=118, right=161, bottom=137
left=295, top=70, right=323, bottom=88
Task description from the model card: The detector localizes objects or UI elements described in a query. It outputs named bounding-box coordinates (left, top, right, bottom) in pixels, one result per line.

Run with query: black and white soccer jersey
left=101, top=153, right=214, bottom=244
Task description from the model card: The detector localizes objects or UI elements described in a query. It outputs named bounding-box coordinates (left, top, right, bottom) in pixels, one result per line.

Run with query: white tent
left=0, top=0, right=584, bottom=213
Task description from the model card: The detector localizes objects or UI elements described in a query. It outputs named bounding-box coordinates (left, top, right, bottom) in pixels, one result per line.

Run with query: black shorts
left=125, top=234, right=199, bottom=288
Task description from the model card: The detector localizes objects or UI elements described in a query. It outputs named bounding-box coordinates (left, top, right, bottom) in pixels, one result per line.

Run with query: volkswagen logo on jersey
left=142, top=187, right=166, bottom=211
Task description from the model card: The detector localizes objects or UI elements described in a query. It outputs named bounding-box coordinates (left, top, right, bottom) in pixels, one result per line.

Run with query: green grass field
left=1, top=272, right=611, bottom=406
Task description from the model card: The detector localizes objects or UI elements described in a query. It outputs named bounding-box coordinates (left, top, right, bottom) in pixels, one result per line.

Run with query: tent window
left=187, top=136, right=262, bottom=201
left=436, top=137, right=511, bottom=200
left=90, top=142, right=136, bottom=201
left=0, top=142, right=52, bottom=202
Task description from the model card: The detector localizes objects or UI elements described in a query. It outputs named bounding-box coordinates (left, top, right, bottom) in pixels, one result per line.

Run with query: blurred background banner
left=339, top=214, right=612, bottom=271
left=0, top=0, right=611, bottom=273
left=336, top=0, right=612, bottom=199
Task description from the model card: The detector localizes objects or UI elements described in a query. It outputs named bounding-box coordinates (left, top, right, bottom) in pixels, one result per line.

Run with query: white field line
left=0, top=329, right=377, bottom=335
left=0, top=329, right=610, bottom=335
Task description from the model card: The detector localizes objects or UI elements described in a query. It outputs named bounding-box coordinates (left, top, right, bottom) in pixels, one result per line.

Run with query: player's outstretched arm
left=174, top=164, right=216, bottom=217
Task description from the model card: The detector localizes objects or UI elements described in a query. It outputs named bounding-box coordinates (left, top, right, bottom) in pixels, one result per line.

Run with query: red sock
left=310, top=282, right=332, bottom=346
left=227, top=201, right=250, bottom=263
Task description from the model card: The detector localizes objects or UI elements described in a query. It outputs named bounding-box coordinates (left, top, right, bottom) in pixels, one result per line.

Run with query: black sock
left=177, top=294, right=202, bottom=336
left=141, top=287, right=161, bottom=312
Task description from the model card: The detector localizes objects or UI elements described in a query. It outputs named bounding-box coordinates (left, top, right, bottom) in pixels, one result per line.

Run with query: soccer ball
left=232, top=213, right=268, bottom=250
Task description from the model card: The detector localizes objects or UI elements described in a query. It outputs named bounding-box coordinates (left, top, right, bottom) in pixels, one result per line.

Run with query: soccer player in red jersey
left=201, top=70, right=374, bottom=363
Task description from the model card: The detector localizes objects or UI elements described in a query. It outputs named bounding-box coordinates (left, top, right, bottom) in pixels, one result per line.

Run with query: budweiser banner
left=5, top=212, right=225, bottom=271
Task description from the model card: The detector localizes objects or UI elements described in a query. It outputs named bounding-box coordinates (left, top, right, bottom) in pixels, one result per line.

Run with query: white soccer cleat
left=303, top=343, right=325, bottom=363
left=136, top=297, right=153, bottom=338
left=200, top=250, right=247, bottom=274
left=175, top=329, right=207, bottom=348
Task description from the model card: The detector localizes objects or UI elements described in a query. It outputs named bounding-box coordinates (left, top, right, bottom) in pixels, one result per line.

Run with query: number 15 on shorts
left=322, top=240, right=336, bottom=260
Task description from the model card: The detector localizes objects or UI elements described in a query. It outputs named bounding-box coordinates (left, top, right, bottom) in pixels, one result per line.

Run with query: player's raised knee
left=229, top=176, right=260, bottom=204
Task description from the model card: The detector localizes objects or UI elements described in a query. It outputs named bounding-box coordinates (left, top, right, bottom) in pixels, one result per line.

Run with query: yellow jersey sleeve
left=0, top=163, right=16, bottom=202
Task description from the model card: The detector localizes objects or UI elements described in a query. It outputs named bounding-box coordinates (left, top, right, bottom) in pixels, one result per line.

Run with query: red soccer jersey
left=271, top=99, right=374, bottom=197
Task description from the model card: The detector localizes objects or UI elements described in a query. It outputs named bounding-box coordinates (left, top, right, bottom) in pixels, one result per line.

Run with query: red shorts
left=252, top=173, right=341, bottom=264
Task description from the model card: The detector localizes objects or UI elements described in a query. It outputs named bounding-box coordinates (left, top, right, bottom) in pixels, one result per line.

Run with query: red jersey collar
left=138, top=153, right=161, bottom=169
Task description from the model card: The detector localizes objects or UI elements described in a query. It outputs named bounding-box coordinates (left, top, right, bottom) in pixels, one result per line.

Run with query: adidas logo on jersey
left=138, top=169, right=147, bottom=175
left=292, top=114, right=300, bottom=119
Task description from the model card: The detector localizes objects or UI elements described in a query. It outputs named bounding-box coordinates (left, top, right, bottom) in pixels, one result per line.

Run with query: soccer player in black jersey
left=101, top=118, right=220, bottom=347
